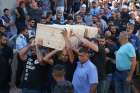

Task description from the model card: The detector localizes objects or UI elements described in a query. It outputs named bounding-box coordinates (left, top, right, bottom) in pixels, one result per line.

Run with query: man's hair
left=67, top=16, right=73, bottom=20
left=53, top=64, right=65, bottom=76
left=3, top=8, right=9, bottom=13
left=19, top=27, right=27, bottom=33
left=0, top=32, right=6, bottom=39
left=79, top=47, right=88, bottom=54
left=0, top=25, right=6, bottom=29
left=92, top=1, right=96, bottom=4
left=28, top=18, right=35, bottom=22
left=46, top=11, right=52, bottom=18
left=19, top=1, right=25, bottom=6
left=99, top=34, right=105, bottom=39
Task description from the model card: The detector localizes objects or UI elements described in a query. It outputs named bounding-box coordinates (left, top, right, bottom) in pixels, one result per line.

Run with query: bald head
left=119, top=31, right=128, bottom=38
left=119, top=31, right=129, bottom=45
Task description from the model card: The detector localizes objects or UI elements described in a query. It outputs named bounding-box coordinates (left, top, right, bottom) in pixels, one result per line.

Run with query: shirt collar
left=19, top=34, right=26, bottom=38
left=79, top=60, right=90, bottom=67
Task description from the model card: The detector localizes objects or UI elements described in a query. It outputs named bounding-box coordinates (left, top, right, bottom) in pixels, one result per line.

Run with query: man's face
left=61, top=53, right=69, bottom=62
left=130, top=13, right=135, bottom=19
left=31, top=0, right=38, bottom=9
left=116, top=12, right=121, bottom=18
left=110, top=26, right=116, bottom=34
left=68, top=19, right=73, bottom=24
left=80, top=7, right=86, bottom=14
left=56, top=14, right=62, bottom=20
left=21, top=3, right=25, bottom=8
left=0, top=27, right=6, bottom=33
left=127, top=25, right=134, bottom=35
left=108, top=21, right=114, bottom=26
left=92, top=2, right=97, bottom=8
left=5, top=10, right=10, bottom=16
left=92, top=16, right=98, bottom=23
left=23, top=29, right=29, bottom=37
left=112, top=12, right=116, bottom=18
left=122, top=8, right=128, bottom=13
left=98, top=38, right=106, bottom=46
left=78, top=52, right=89, bottom=63
left=41, top=18, right=46, bottom=24
left=29, top=20, right=36, bottom=27
left=76, top=16, right=83, bottom=23
left=0, top=36, right=7, bottom=46
left=136, top=17, right=140, bottom=23
left=112, top=1, right=117, bottom=7
left=105, top=31, right=112, bottom=37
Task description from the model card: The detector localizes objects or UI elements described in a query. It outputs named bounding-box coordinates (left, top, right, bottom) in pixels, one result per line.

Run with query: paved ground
left=10, top=87, right=22, bottom=93
left=133, top=76, right=140, bottom=93
left=9, top=54, right=140, bottom=93
left=9, top=79, right=140, bottom=93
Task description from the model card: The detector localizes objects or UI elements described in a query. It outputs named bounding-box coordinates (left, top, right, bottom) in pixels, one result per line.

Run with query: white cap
left=121, top=5, right=128, bottom=9
left=89, top=0, right=96, bottom=3
left=81, top=4, right=86, bottom=8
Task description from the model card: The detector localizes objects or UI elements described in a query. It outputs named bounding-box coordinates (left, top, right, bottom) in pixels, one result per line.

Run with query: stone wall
left=0, top=0, right=16, bottom=15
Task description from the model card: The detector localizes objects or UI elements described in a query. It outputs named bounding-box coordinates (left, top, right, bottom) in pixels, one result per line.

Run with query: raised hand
left=36, top=39, right=43, bottom=47
left=30, top=39, right=36, bottom=47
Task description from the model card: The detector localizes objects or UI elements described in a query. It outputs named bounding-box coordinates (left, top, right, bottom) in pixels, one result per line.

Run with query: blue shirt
left=90, top=7, right=100, bottom=16
left=72, top=60, right=98, bottom=93
left=129, top=34, right=139, bottom=49
left=116, top=43, right=136, bottom=71
left=16, top=34, right=27, bottom=52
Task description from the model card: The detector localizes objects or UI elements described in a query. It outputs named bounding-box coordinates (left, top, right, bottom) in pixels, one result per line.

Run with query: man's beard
left=0, top=43, right=7, bottom=47
left=32, top=54, right=37, bottom=59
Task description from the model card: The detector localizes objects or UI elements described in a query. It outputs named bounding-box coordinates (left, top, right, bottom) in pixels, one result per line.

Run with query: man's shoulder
left=1, top=16, right=5, bottom=19
left=86, top=60, right=97, bottom=69
left=16, top=34, right=26, bottom=40
left=120, top=43, right=135, bottom=51
left=54, top=80, right=73, bottom=93
left=57, top=80, right=72, bottom=86
left=57, top=80, right=73, bottom=89
left=126, top=42, right=134, bottom=48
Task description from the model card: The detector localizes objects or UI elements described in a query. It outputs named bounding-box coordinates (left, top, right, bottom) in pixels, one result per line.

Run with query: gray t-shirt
left=53, top=80, right=74, bottom=93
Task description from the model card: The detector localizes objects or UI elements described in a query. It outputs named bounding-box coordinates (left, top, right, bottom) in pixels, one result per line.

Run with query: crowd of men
left=0, top=0, right=140, bottom=93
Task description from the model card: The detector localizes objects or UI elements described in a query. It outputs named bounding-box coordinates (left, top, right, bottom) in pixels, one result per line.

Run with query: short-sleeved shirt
left=16, top=34, right=27, bottom=52
left=72, top=60, right=98, bottom=93
left=20, top=56, right=47, bottom=89
left=53, top=80, right=74, bottom=93
left=129, top=34, right=139, bottom=49
left=116, top=42, right=136, bottom=71
left=90, top=7, right=100, bottom=16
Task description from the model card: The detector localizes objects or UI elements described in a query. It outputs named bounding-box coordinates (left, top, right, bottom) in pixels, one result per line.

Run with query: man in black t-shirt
left=18, top=39, right=59, bottom=93
left=52, top=64, right=74, bottom=93
left=0, top=33, right=13, bottom=93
